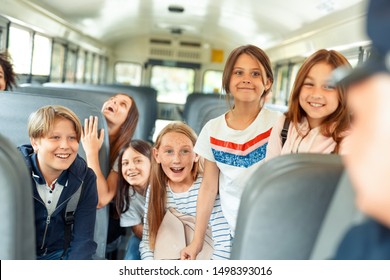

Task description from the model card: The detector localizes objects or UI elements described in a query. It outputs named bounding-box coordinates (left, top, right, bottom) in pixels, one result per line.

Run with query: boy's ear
left=30, top=137, right=39, bottom=152
left=152, top=147, right=160, bottom=163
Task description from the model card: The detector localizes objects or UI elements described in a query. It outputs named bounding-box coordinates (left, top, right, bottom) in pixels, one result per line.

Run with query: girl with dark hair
left=82, top=93, right=139, bottom=207
left=81, top=93, right=139, bottom=259
left=0, top=52, right=17, bottom=91
left=115, top=139, right=152, bottom=260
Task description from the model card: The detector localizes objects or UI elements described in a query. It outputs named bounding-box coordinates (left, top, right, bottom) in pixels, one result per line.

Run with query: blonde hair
left=28, top=105, right=82, bottom=141
left=147, top=122, right=200, bottom=249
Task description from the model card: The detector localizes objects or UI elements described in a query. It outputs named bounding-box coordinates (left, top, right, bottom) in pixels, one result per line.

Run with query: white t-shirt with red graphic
left=194, top=108, right=280, bottom=234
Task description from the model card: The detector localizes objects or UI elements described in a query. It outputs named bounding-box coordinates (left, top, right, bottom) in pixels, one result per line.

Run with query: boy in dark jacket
left=18, top=105, right=98, bottom=260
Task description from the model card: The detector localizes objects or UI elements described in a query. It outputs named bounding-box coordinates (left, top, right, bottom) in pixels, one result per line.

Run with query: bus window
left=0, top=16, right=8, bottom=51
left=8, top=25, right=32, bottom=74
left=0, top=28, right=2, bottom=51
left=287, top=63, right=302, bottom=102
left=340, top=46, right=370, bottom=68
left=202, top=70, right=223, bottom=93
left=114, top=62, right=142, bottom=86
left=99, top=56, right=108, bottom=84
left=65, top=47, right=77, bottom=83
left=76, top=49, right=86, bottom=83
left=150, top=65, right=195, bottom=104
left=273, top=65, right=289, bottom=105
left=50, top=42, right=65, bottom=83
left=32, top=34, right=51, bottom=76
left=84, top=52, right=93, bottom=83
left=92, top=54, right=99, bottom=84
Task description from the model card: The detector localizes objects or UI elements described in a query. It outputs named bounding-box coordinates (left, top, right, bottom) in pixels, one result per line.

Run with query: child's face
left=31, top=118, right=79, bottom=183
left=102, top=94, right=132, bottom=128
left=121, top=146, right=151, bottom=192
left=299, top=62, right=339, bottom=128
left=153, top=132, right=198, bottom=189
left=0, top=65, right=6, bottom=91
left=229, top=53, right=270, bottom=104
left=344, top=74, right=390, bottom=227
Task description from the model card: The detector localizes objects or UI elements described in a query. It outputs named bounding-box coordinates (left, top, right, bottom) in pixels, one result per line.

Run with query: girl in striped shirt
left=139, top=122, right=232, bottom=260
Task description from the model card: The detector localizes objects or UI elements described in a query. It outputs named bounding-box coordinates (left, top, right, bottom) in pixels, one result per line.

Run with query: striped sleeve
left=139, top=187, right=154, bottom=260
left=209, top=194, right=233, bottom=260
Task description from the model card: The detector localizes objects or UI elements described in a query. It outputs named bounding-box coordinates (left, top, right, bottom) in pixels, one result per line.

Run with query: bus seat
left=231, top=153, right=344, bottom=260
left=0, top=133, right=35, bottom=259
left=183, top=93, right=229, bottom=134
left=310, top=171, right=364, bottom=259
left=41, top=83, right=158, bottom=142
left=197, top=103, right=229, bottom=134
left=0, top=91, right=110, bottom=260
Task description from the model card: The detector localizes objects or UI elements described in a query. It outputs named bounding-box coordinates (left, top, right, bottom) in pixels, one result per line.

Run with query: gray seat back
left=0, top=134, right=35, bottom=259
left=0, top=91, right=110, bottom=259
left=41, top=83, right=157, bottom=142
left=310, top=171, right=363, bottom=259
left=183, top=93, right=230, bottom=134
left=231, top=153, right=344, bottom=259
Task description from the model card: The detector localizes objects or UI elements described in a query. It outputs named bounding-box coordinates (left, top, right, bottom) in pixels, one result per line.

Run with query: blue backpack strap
left=280, top=117, right=290, bottom=148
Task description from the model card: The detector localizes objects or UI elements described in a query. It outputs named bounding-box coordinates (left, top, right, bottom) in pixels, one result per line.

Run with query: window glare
left=76, top=50, right=86, bottom=83
left=100, top=58, right=107, bottom=84
left=114, top=62, right=142, bottom=86
left=203, top=70, right=223, bottom=93
left=50, top=43, right=65, bottom=82
left=9, top=26, right=31, bottom=74
left=92, top=55, right=100, bottom=84
left=85, top=52, right=93, bottom=83
left=32, top=34, right=51, bottom=75
left=150, top=65, right=195, bottom=104
left=65, top=49, right=77, bottom=83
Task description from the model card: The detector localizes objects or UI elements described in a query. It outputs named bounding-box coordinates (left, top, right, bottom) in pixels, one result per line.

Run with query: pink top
left=265, top=115, right=351, bottom=161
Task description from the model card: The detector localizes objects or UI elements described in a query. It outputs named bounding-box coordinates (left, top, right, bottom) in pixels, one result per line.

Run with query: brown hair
left=108, top=94, right=139, bottom=169
left=222, top=44, right=273, bottom=107
left=114, top=139, right=152, bottom=218
left=0, top=52, right=17, bottom=91
left=285, top=49, right=352, bottom=153
left=28, top=105, right=82, bottom=141
left=147, top=122, right=200, bottom=249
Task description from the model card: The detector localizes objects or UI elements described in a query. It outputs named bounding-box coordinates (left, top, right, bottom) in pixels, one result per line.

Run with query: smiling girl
left=82, top=93, right=139, bottom=208
left=265, top=49, right=352, bottom=160
left=140, top=122, right=231, bottom=260
left=181, top=45, right=280, bottom=260
left=115, top=139, right=152, bottom=260
left=81, top=93, right=139, bottom=259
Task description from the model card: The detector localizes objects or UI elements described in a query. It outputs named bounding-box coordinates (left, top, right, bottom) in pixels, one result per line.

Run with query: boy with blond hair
left=18, top=105, right=98, bottom=259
